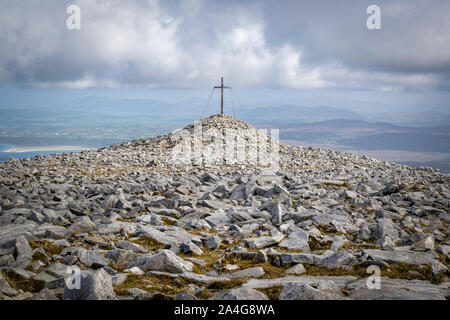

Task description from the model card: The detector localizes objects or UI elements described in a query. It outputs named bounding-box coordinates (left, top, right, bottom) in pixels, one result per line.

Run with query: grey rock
left=174, top=292, right=199, bottom=300
left=204, top=235, right=221, bottom=250
left=0, top=273, right=18, bottom=296
left=138, top=249, right=193, bottom=273
left=271, top=203, right=283, bottom=225
left=411, top=237, right=434, bottom=251
left=279, top=282, right=346, bottom=300
left=135, top=225, right=201, bottom=247
left=346, top=277, right=449, bottom=300
left=0, top=254, right=14, bottom=267
left=363, top=249, right=438, bottom=266
left=79, top=251, right=110, bottom=269
left=253, top=250, right=268, bottom=263
left=230, top=267, right=265, bottom=278
left=126, top=288, right=154, bottom=300
left=436, top=245, right=449, bottom=255
left=63, top=268, right=117, bottom=300
left=228, top=208, right=253, bottom=222
left=137, top=213, right=163, bottom=226
left=34, top=262, right=73, bottom=289
left=205, top=213, right=232, bottom=227
left=0, top=222, right=36, bottom=244
left=243, top=275, right=357, bottom=290
left=107, top=249, right=139, bottom=268
left=209, top=287, right=268, bottom=300
left=15, top=235, right=32, bottom=259
left=281, top=253, right=317, bottom=265
left=117, top=240, right=148, bottom=253
left=429, top=260, right=447, bottom=275
left=318, top=251, right=355, bottom=269
left=53, top=239, right=70, bottom=247
left=35, top=224, right=68, bottom=239
left=374, top=218, right=400, bottom=243
left=32, top=288, right=59, bottom=300
left=1, top=113, right=450, bottom=301
left=180, top=241, right=203, bottom=255
left=285, top=264, right=306, bottom=275
left=124, top=266, right=144, bottom=275
left=377, top=236, right=396, bottom=249
left=245, top=231, right=284, bottom=249
left=279, top=231, right=310, bottom=251
left=28, top=211, right=47, bottom=224
left=112, top=273, right=129, bottom=286
left=67, top=216, right=96, bottom=234
left=200, top=200, right=230, bottom=210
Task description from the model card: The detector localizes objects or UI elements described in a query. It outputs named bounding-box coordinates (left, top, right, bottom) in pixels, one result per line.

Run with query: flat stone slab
left=313, top=179, right=345, bottom=186
left=363, top=249, right=438, bottom=266
left=346, top=277, right=450, bottom=300
left=209, top=287, right=268, bottom=300
left=134, top=225, right=201, bottom=247
left=243, top=275, right=358, bottom=289
left=146, top=271, right=230, bottom=284
left=280, top=253, right=320, bottom=265
left=200, top=200, right=230, bottom=210
left=279, top=231, right=310, bottom=251
left=0, top=222, right=36, bottom=243
left=205, top=212, right=232, bottom=227
left=244, top=233, right=284, bottom=249
left=230, top=267, right=265, bottom=279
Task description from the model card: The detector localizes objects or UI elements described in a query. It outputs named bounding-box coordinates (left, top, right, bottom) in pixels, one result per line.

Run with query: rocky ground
left=0, top=114, right=449, bottom=300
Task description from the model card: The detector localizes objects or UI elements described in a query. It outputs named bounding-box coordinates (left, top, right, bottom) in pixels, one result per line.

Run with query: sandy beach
left=3, top=146, right=91, bottom=153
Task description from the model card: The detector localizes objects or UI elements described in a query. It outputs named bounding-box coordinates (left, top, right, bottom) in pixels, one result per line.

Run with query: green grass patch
left=256, top=286, right=283, bottom=300
left=29, top=240, right=63, bottom=256
left=3, top=271, right=45, bottom=293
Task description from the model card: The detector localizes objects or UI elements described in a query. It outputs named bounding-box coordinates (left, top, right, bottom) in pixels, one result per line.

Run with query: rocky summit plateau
left=0, top=114, right=449, bottom=300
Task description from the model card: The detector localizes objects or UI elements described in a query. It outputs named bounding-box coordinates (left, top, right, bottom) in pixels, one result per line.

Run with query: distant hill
left=273, top=118, right=450, bottom=153
left=241, top=105, right=365, bottom=123
left=61, top=98, right=365, bottom=122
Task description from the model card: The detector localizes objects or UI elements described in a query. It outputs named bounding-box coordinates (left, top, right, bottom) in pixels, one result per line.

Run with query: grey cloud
left=0, top=0, right=448, bottom=90
left=260, top=0, right=450, bottom=74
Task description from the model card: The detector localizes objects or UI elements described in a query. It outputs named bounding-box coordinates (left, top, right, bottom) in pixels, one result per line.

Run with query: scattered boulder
left=230, top=267, right=265, bottom=278
left=32, top=288, right=59, bottom=300
left=279, top=282, right=346, bottom=300
left=137, top=250, right=193, bottom=273
left=279, top=231, right=310, bottom=251
left=67, top=216, right=96, bottom=234
left=285, top=264, right=306, bottom=275
left=209, top=287, right=268, bottom=300
left=411, top=237, right=434, bottom=251
left=63, top=268, right=117, bottom=300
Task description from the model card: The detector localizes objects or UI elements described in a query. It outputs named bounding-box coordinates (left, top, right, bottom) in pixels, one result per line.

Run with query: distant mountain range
left=274, top=119, right=450, bottom=153
left=1, top=95, right=449, bottom=154
left=2, top=93, right=449, bottom=127
left=61, top=97, right=450, bottom=126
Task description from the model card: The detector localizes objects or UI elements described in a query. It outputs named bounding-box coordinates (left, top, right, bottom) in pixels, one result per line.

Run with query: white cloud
left=33, top=74, right=120, bottom=89
left=274, top=45, right=328, bottom=89
left=0, top=0, right=446, bottom=91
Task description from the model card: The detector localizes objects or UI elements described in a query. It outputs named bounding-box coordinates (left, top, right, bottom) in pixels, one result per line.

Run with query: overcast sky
left=0, top=0, right=449, bottom=111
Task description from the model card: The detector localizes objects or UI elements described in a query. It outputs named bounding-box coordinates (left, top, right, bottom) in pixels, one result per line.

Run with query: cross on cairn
left=214, top=77, right=230, bottom=114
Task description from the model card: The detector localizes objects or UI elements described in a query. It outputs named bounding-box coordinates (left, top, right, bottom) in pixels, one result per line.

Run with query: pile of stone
left=0, top=114, right=448, bottom=300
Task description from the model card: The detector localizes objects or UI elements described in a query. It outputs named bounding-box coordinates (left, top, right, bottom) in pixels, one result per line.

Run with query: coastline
left=2, top=146, right=92, bottom=153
